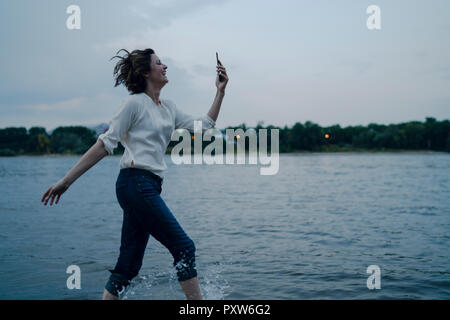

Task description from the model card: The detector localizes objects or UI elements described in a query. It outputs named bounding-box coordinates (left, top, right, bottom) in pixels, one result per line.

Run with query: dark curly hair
left=110, top=48, right=155, bottom=94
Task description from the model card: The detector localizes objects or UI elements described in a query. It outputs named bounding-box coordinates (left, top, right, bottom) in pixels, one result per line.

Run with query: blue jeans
left=105, top=168, right=197, bottom=297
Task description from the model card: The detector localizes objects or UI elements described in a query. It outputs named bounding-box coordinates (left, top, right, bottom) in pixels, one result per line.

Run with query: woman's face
left=148, top=54, right=168, bottom=85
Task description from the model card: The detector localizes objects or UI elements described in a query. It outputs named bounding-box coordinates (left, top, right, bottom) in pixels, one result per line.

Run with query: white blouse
left=98, top=93, right=216, bottom=178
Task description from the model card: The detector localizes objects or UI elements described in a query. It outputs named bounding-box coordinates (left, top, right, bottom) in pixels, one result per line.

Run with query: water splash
left=200, top=262, right=230, bottom=300
left=121, top=261, right=230, bottom=300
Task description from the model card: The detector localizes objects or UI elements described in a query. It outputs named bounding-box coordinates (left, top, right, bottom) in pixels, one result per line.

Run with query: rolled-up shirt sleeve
left=98, top=97, right=138, bottom=155
left=172, top=101, right=216, bottom=133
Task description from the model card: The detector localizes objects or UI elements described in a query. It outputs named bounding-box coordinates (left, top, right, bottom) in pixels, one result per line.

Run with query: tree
left=50, top=126, right=97, bottom=154
left=27, top=127, right=49, bottom=154
left=0, top=127, right=28, bottom=154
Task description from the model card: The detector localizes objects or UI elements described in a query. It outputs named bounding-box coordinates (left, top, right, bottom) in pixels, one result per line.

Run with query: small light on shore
left=325, top=133, right=330, bottom=139
left=236, top=135, right=241, bottom=139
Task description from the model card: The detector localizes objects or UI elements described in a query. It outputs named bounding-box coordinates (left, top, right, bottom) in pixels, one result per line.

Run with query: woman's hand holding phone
left=215, top=52, right=228, bottom=92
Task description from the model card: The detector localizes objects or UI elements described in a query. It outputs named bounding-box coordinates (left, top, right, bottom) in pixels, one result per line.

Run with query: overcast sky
left=0, top=0, right=449, bottom=131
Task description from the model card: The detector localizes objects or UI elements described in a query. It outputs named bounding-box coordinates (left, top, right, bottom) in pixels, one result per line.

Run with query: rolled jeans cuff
left=105, top=270, right=130, bottom=297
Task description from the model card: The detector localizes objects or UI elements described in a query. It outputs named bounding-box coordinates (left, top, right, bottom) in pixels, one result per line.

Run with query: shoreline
left=1, top=149, right=447, bottom=157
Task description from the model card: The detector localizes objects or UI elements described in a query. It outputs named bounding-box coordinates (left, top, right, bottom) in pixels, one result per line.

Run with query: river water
left=0, top=152, right=449, bottom=299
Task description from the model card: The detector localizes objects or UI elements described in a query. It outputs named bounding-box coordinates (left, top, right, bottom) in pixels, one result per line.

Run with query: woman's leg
left=102, top=288, right=119, bottom=300
left=141, top=199, right=202, bottom=300
left=132, top=178, right=202, bottom=300
left=103, top=206, right=150, bottom=299
left=179, top=277, right=203, bottom=300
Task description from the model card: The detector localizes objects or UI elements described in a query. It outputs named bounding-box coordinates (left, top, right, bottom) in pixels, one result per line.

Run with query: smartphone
left=216, top=52, right=225, bottom=82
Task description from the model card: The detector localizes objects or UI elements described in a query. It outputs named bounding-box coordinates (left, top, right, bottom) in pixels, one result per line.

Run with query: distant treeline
left=0, top=117, right=449, bottom=156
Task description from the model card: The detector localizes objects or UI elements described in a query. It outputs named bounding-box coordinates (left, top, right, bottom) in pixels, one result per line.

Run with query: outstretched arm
left=41, top=139, right=108, bottom=206
left=63, top=139, right=109, bottom=186
left=41, top=97, right=138, bottom=206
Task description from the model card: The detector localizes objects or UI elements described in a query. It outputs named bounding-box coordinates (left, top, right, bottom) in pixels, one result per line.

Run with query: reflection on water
left=0, top=152, right=449, bottom=299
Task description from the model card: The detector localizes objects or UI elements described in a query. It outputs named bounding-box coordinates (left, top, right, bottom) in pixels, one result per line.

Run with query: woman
left=41, top=48, right=228, bottom=300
